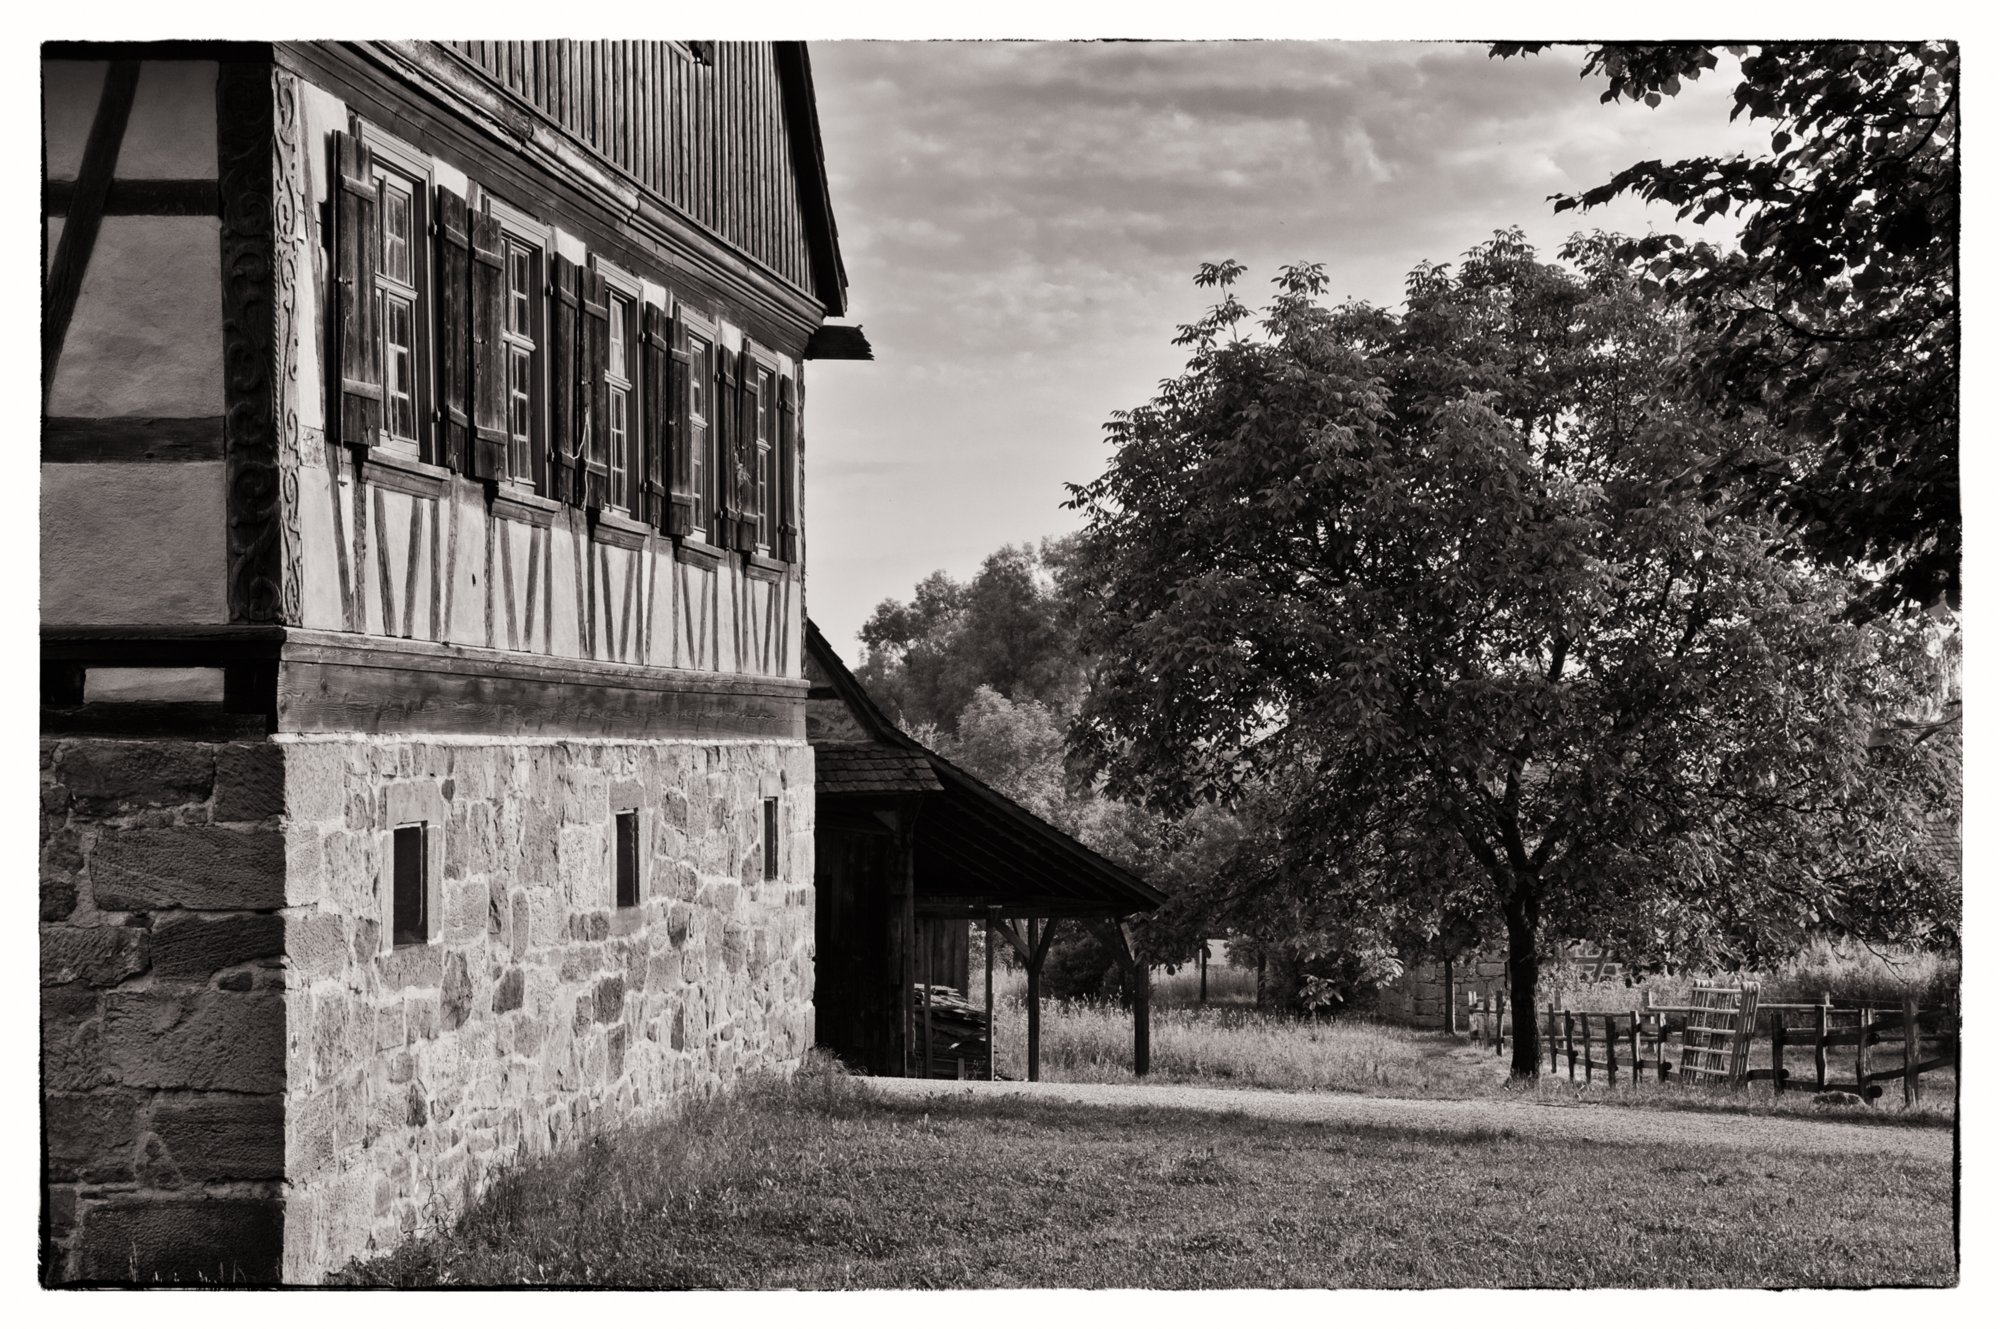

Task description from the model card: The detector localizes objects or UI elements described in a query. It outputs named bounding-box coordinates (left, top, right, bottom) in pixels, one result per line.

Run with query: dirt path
left=864, top=1076, right=1952, bottom=1161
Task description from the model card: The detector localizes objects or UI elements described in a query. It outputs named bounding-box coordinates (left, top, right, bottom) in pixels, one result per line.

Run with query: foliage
left=856, top=539, right=1085, bottom=733
left=1065, top=237, right=1958, bottom=1076
left=1493, top=42, right=1959, bottom=617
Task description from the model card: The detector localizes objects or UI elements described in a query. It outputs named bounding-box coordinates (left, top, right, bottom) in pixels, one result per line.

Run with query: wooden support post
left=1494, top=988, right=1506, bottom=1056
left=1564, top=1010, right=1576, bottom=1081
left=1133, top=948, right=1152, bottom=1077
left=1443, top=956, right=1455, bottom=1034
left=1198, top=939, right=1208, bottom=1006
left=1902, top=995, right=1920, bottom=1107
left=1026, top=917, right=1041, bottom=1083
left=984, top=910, right=996, bottom=1081
left=1657, top=1014, right=1670, bottom=1083
left=1856, top=1004, right=1872, bottom=1095
left=1548, top=1004, right=1559, bottom=1075
left=1582, top=1011, right=1593, bottom=1084
left=1771, top=1010, right=1787, bottom=1097
left=1629, top=1010, right=1640, bottom=1087
left=921, top=940, right=934, bottom=1080
left=1815, top=996, right=1830, bottom=1090
left=1603, top=1013, right=1616, bottom=1083
left=1256, top=954, right=1266, bottom=1009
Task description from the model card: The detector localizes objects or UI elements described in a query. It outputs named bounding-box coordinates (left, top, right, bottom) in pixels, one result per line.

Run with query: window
left=606, top=292, right=638, bottom=513
left=762, top=797, right=779, bottom=881
left=753, top=365, right=777, bottom=553
left=392, top=823, right=430, bottom=946
left=501, top=236, right=541, bottom=484
left=614, top=809, right=640, bottom=908
left=688, top=334, right=713, bottom=539
left=366, top=141, right=431, bottom=458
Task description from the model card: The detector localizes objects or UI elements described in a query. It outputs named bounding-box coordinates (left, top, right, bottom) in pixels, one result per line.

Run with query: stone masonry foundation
left=42, top=733, right=815, bottom=1284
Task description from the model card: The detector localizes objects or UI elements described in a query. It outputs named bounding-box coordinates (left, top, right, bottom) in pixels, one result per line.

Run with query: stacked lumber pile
left=912, top=984, right=992, bottom=1079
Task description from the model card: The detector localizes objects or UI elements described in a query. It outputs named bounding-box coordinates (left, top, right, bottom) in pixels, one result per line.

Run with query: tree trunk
left=1504, top=901, right=1541, bottom=1079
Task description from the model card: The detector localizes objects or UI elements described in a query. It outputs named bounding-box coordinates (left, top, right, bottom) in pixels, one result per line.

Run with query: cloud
left=802, top=40, right=1769, bottom=655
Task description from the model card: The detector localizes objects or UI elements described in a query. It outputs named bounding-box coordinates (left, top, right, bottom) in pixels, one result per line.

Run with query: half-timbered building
left=41, top=39, right=865, bottom=1284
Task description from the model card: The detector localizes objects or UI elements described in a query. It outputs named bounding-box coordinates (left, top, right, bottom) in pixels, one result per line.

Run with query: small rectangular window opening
left=762, top=797, right=779, bottom=881
left=615, top=809, right=640, bottom=908
left=392, top=823, right=428, bottom=946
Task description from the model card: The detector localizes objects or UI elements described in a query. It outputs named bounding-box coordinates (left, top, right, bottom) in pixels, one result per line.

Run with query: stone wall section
left=278, top=736, right=815, bottom=1283
left=1374, top=955, right=1508, bottom=1030
left=40, top=737, right=289, bottom=1284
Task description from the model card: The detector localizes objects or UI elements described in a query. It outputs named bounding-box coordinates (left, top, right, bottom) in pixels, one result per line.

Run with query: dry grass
left=980, top=969, right=1955, bottom=1125
left=337, top=1063, right=1956, bottom=1289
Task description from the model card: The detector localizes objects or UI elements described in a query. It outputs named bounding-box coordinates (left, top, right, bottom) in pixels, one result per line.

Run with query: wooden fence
left=1463, top=988, right=1958, bottom=1106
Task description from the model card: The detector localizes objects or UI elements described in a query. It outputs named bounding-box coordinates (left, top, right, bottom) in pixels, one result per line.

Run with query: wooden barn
left=804, top=621, right=1165, bottom=1079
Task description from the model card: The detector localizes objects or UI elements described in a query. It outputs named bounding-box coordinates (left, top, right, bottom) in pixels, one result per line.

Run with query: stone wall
left=1374, top=954, right=1509, bottom=1030
left=277, top=735, right=814, bottom=1283
left=42, top=733, right=815, bottom=1284
left=40, top=736, right=289, bottom=1284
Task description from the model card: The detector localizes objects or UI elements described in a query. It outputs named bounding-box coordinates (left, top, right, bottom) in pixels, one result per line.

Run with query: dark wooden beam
left=44, top=60, right=139, bottom=404
left=42, top=415, right=226, bottom=462
left=42, top=625, right=808, bottom=743
left=43, top=179, right=220, bottom=217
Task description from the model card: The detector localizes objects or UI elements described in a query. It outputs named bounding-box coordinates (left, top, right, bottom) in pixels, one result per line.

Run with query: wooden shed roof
left=805, top=619, right=1164, bottom=920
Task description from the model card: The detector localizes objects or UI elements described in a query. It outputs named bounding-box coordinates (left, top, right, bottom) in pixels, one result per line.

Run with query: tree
left=857, top=540, right=1084, bottom=733
left=1494, top=42, right=1959, bottom=618
left=1065, top=238, right=1957, bottom=1078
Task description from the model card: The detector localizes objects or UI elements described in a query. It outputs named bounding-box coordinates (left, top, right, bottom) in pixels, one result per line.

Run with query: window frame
left=360, top=128, right=435, bottom=463
left=681, top=306, right=718, bottom=543
left=596, top=260, right=644, bottom=516
left=762, top=796, right=779, bottom=881
left=747, top=354, right=780, bottom=556
left=486, top=196, right=552, bottom=493
left=614, top=808, right=641, bottom=908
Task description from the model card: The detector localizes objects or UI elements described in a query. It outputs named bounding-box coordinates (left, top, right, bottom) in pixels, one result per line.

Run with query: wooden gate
left=1677, top=983, right=1760, bottom=1085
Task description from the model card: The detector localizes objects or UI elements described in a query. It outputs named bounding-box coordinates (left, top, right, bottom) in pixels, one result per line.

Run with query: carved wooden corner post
left=218, top=59, right=305, bottom=723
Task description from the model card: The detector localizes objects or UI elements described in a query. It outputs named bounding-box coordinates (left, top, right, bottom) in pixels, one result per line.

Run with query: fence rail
left=1461, top=988, right=1958, bottom=1105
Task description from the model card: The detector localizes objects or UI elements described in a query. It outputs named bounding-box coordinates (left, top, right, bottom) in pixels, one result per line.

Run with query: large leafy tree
left=1066, top=236, right=1956, bottom=1077
left=1494, top=42, right=1959, bottom=617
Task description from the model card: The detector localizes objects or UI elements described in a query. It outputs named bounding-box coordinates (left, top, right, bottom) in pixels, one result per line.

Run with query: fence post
left=1770, top=1009, right=1786, bottom=1096
left=1629, top=1010, right=1640, bottom=1087
left=1582, top=1012, right=1594, bottom=1084
left=1856, top=1003, right=1872, bottom=1097
left=1564, top=1010, right=1576, bottom=1081
left=1548, top=1004, right=1559, bottom=1075
left=1603, top=1013, right=1617, bottom=1083
left=1656, top=1013, right=1670, bottom=1083
left=1814, top=996, right=1829, bottom=1091
left=1902, top=994, right=1920, bottom=1107
left=1496, top=988, right=1507, bottom=1057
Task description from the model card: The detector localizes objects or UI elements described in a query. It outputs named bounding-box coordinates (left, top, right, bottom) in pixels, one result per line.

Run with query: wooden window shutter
left=467, top=207, right=508, bottom=480
left=581, top=266, right=611, bottom=511
left=665, top=306, right=695, bottom=537
left=733, top=341, right=760, bottom=553
left=641, top=303, right=670, bottom=529
left=549, top=253, right=582, bottom=504
left=777, top=373, right=799, bottom=562
left=433, top=185, right=471, bottom=473
left=715, top=345, right=739, bottom=542
left=333, top=129, right=382, bottom=451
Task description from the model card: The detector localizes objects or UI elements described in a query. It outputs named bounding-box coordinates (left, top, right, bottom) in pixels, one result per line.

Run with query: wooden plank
left=1903, top=996, right=1920, bottom=1107
left=42, top=415, right=226, bottom=462
left=43, top=178, right=220, bottom=217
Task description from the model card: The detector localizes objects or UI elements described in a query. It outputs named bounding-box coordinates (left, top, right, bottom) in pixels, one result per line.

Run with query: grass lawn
left=338, top=1067, right=1956, bottom=1289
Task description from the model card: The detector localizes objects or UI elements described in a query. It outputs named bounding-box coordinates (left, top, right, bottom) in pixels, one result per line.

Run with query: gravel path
left=864, top=1076, right=1952, bottom=1162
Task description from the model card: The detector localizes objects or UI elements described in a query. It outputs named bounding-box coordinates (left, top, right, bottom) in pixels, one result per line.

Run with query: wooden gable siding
left=444, top=41, right=814, bottom=298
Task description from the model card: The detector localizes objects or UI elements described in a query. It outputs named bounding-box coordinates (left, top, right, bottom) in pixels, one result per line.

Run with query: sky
left=799, top=40, right=1768, bottom=659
